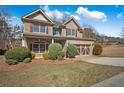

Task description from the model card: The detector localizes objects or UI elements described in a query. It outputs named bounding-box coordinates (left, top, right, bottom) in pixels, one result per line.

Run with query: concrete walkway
left=92, top=72, right=124, bottom=87
left=75, top=56, right=124, bottom=87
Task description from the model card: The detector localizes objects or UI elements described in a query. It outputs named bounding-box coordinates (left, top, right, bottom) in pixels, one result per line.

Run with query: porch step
left=35, top=53, right=43, bottom=59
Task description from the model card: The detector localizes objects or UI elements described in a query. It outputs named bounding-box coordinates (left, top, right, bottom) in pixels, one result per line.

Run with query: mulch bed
left=0, top=58, right=74, bottom=72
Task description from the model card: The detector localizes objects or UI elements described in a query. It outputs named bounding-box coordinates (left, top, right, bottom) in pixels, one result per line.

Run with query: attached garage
left=66, top=39, right=94, bottom=56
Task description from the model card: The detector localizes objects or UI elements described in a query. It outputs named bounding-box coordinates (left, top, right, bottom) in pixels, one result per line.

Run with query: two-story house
left=22, top=9, right=95, bottom=58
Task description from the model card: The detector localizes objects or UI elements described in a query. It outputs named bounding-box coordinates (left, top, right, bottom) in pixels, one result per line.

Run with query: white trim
left=52, top=38, right=54, bottom=44
left=22, top=9, right=54, bottom=24
left=22, top=37, right=28, bottom=48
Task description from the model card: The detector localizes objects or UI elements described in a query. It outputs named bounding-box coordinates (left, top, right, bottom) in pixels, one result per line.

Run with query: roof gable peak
left=63, top=17, right=81, bottom=29
left=22, top=9, right=54, bottom=24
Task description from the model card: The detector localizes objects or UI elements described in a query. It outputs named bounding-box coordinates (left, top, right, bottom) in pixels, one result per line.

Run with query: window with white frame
left=33, top=24, right=47, bottom=34
left=66, top=28, right=76, bottom=36
left=30, top=42, right=49, bottom=53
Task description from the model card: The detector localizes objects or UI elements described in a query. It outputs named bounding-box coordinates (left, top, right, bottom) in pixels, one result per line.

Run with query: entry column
left=89, top=44, right=94, bottom=55
left=22, top=37, right=28, bottom=48
left=80, top=45, right=82, bottom=55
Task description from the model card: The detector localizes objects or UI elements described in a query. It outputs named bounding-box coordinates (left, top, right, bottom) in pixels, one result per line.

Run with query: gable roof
left=62, top=17, right=82, bottom=29
left=22, top=9, right=54, bottom=24
left=22, top=9, right=83, bottom=30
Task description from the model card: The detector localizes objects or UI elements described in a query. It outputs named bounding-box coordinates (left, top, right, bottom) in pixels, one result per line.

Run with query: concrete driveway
left=77, top=56, right=124, bottom=67
left=92, top=72, right=124, bottom=87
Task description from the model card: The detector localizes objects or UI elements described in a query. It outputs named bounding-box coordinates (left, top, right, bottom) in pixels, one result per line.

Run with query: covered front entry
left=30, top=42, right=49, bottom=53
left=22, top=36, right=66, bottom=58
left=30, top=39, right=66, bottom=53
left=24, top=38, right=51, bottom=53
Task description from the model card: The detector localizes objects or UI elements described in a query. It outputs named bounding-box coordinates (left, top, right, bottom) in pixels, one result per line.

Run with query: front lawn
left=0, top=60, right=124, bottom=87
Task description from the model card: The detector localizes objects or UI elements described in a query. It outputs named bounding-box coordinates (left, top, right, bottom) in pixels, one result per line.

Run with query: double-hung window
left=33, top=24, right=47, bottom=34
left=66, top=28, right=76, bottom=37
left=34, top=24, right=39, bottom=33
left=40, top=25, right=46, bottom=33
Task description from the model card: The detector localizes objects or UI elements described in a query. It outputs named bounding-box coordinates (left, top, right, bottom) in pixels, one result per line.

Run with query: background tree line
left=0, top=8, right=23, bottom=50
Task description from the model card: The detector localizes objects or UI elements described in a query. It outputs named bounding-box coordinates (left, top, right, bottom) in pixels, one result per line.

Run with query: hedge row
left=4, top=43, right=103, bottom=65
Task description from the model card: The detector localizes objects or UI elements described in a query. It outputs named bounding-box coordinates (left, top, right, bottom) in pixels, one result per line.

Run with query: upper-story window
left=33, top=24, right=47, bottom=34
left=34, top=24, right=39, bottom=32
left=66, top=28, right=76, bottom=37
left=53, top=28, right=60, bottom=36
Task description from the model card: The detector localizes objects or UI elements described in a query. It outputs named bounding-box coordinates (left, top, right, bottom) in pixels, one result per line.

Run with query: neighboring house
left=22, top=9, right=95, bottom=58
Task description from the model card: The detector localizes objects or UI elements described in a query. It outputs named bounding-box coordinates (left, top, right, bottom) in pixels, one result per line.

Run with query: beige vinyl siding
left=61, top=28, right=66, bottom=37
left=30, top=14, right=48, bottom=22
left=48, top=26, right=53, bottom=36
left=24, top=22, right=31, bottom=33
left=66, top=20, right=78, bottom=29
left=67, top=40, right=94, bottom=45
left=77, top=30, right=82, bottom=38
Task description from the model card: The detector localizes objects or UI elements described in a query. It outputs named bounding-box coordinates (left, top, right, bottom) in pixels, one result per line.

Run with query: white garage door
left=76, top=44, right=91, bottom=55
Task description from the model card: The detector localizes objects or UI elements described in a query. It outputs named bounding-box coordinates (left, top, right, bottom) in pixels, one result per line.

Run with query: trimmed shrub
left=31, top=52, right=35, bottom=59
left=5, top=47, right=30, bottom=62
left=43, top=51, right=49, bottom=60
left=48, top=43, right=63, bottom=60
left=93, top=44, right=103, bottom=55
left=57, top=51, right=65, bottom=60
left=67, top=44, right=77, bottom=58
left=23, top=58, right=31, bottom=63
left=5, top=59, right=18, bottom=65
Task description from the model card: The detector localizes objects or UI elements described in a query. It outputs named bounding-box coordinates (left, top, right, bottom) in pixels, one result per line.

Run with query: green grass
left=0, top=60, right=124, bottom=87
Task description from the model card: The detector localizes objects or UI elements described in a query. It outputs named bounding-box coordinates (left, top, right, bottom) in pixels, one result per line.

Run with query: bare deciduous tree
left=83, top=25, right=98, bottom=39
left=0, top=8, right=13, bottom=49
